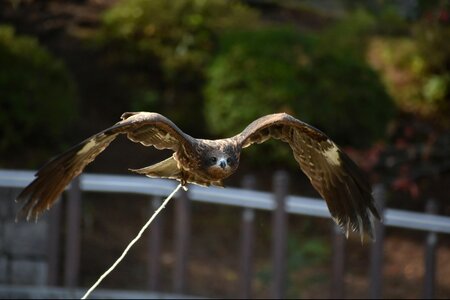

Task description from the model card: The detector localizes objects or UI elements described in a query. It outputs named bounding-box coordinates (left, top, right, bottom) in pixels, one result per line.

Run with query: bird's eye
left=210, top=157, right=217, bottom=164
left=226, top=157, right=232, bottom=164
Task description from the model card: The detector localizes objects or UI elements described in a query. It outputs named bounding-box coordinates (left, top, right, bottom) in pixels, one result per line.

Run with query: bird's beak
left=219, top=159, right=227, bottom=169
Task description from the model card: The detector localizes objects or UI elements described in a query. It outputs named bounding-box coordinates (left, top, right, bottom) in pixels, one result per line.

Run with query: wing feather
left=16, top=112, right=195, bottom=221
left=235, top=113, right=380, bottom=240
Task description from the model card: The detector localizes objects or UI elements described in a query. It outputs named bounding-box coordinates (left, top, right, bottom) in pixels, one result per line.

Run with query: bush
left=315, top=9, right=377, bottom=60
left=204, top=28, right=308, bottom=163
left=205, top=24, right=395, bottom=164
left=304, top=10, right=394, bottom=146
left=296, top=52, right=394, bottom=147
left=414, top=19, right=450, bottom=119
left=368, top=18, right=450, bottom=127
left=0, top=25, right=76, bottom=165
left=99, top=0, right=259, bottom=77
left=205, top=28, right=307, bottom=136
left=97, top=0, right=260, bottom=131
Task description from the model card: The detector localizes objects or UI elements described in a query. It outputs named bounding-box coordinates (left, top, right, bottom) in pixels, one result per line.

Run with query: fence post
left=47, top=199, right=62, bottom=286
left=369, top=183, right=386, bottom=299
left=239, top=175, right=256, bottom=299
left=173, top=189, right=190, bottom=294
left=64, top=176, right=81, bottom=288
left=330, top=223, right=345, bottom=299
left=271, top=170, right=289, bottom=299
left=423, top=198, right=438, bottom=299
left=148, top=196, right=163, bottom=291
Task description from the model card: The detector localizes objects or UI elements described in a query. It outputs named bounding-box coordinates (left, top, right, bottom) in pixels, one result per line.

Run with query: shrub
left=368, top=19, right=450, bottom=127
left=97, top=0, right=260, bottom=130
left=204, top=28, right=307, bottom=137
left=99, top=0, right=259, bottom=77
left=296, top=51, right=394, bottom=147
left=315, top=9, right=377, bottom=60
left=205, top=25, right=395, bottom=165
left=413, top=19, right=450, bottom=120
left=204, top=28, right=309, bottom=163
left=0, top=25, right=76, bottom=165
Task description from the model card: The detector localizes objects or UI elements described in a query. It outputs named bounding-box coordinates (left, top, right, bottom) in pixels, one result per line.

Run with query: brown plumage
left=16, top=112, right=380, bottom=239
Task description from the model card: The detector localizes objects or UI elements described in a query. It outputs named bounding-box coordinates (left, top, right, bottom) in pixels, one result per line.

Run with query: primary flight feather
left=16, top=112, right=380, bottom=239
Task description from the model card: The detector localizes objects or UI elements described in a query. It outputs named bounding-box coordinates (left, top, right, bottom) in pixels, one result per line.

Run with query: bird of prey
left=16, top=112, right=380, bottom=239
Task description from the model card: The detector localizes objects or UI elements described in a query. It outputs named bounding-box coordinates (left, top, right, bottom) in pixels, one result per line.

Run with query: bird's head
left=201, top=145, right=240, bottom=180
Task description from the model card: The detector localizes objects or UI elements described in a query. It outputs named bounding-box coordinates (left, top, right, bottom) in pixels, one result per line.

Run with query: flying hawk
left=16, top=112, right=380, bottom=239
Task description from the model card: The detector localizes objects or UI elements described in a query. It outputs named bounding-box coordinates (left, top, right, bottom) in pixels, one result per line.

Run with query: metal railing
left=0, top=169, right=449, bottom=298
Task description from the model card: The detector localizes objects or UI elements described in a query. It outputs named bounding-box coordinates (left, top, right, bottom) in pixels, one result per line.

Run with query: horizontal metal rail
left=0, top=284, right=203, bottom=299
left=1, top=169, right=450, bottom=234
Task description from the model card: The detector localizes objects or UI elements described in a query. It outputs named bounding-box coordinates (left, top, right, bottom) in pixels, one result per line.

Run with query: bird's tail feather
left=129, top=155, right=181, bottom=180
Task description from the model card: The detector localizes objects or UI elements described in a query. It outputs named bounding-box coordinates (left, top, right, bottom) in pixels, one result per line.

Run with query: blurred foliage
left=299, top=10, right=395, bottom=146
left=99, top=0, right=259, bottom=77
left=414, top=17, right=450, bottom=102
left=286, top=236, right=329, bottom=298
left=256, top=233, right=329, bottom=298
left=205, top=29, right=305, bottom=130
left=98, top=2, right=396, bottom=159
left=204, top=28, right=309, bottom=164
left=205, top=14, right=395, bottom=164
left=97, top=0, right=260, bottom=130
left=368, top=12, right=450, bottom=127
left=287, top=235, right=330, bottom=268
left=0, top=25, right=76, bottom=165
left=380, top=115, right=450, bottom=202
left=358, top=4, right=450, bottom=204
left=315, top=9, right=377, bottom=58
left=375, top=5, right=411, bottom=35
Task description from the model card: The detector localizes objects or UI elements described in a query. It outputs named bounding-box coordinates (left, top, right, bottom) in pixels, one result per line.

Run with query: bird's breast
left=205, top=165, right=234, bottom=180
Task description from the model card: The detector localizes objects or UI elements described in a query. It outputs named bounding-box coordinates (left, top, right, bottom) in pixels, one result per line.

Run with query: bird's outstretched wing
left=16, top=112, right=196, bottom=221
left=235, top=113, right=380, bottom=240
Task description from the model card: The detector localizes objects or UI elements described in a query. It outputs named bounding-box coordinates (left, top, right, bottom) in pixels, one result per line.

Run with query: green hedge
left=205, top=24, right=395, bottom=163
left=204, top=28, right=308, bottom=136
